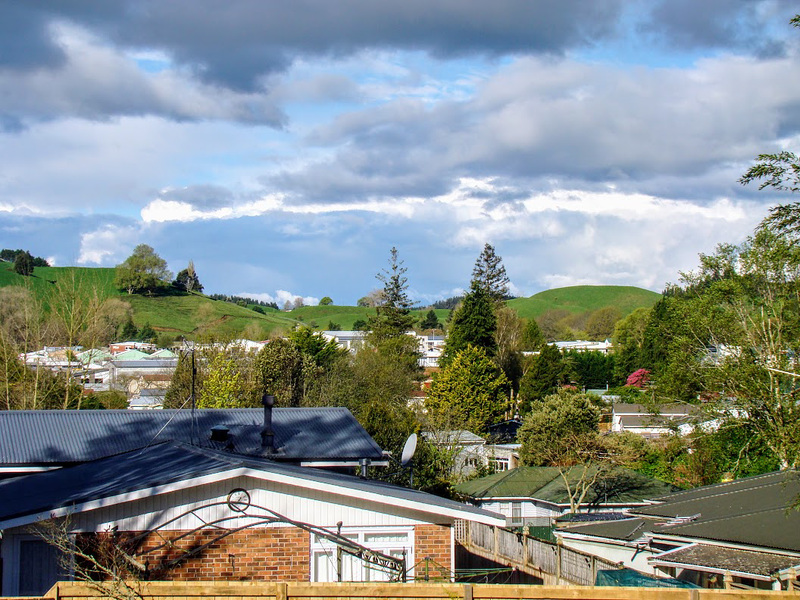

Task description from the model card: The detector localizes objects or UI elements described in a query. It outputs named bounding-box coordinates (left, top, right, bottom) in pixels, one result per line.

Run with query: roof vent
left=210, top=425, right=230, bottom=442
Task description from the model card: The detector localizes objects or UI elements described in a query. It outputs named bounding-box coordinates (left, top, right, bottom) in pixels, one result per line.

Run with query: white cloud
left=77, top=225, right=139, bottom=265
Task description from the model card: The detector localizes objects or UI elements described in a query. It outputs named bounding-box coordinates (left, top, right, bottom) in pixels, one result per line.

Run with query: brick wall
left=87, top=527, right=310, bottom=582
left=414, top=524, right=451, bottom=581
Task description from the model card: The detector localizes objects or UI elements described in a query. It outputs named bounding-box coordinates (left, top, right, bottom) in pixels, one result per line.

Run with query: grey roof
left=0, top=441, right=502, bottom=528
left=651, top=544, right=800, bottom=578
left=612, top=403, right=693, bottom=416
left=109, top=359, right=178, bottom=368
left=559, top=517, right=652, bottom=542
left=634, top=470, right=800, bottom=553
left=0, top=408, right=384, bottom=466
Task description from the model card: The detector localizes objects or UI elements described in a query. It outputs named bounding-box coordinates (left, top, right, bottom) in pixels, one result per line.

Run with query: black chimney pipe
left=261, top=393, right=275, bottom=452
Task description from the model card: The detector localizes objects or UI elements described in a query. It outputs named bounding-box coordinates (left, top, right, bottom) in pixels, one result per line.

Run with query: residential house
left=0, top=441, right=504, bottom=595
left=556, top=470, right=800, bottom=590
left=422, top=430, right=520, bottom=477
left=109, top=341, right=157, bottom=354
left=0, top=408, right=504, bottom=595
left=611, top=403, right=698, bottom=438
left=456, top=466, right=675, bottom=528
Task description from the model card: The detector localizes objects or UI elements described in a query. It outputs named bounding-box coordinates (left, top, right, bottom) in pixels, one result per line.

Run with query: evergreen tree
left=174, top=260, right=203, bottom=293
left=471, top=243, right=510, bottom=301
left=419, top=309, right=441, bottom=331
left=440, top=280, right=496, bottom=368
left=368, top=247, right=416, bottom=339
left=425, top=345, right=509, bottom=435
left=518, top=343, right=572, bottom=410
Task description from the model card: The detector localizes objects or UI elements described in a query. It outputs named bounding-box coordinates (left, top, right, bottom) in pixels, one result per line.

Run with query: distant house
left=422, top=430, right=520, bottom=477
left=456, top=466, right=675, bottom=528
left=109, top=341, right=157, bottom=354
left=556, top=470, right=800, bottom=590
left=611, top=403, right=698, bottom=438
left=553, top=340, right=613, bottom=354
left=107, top=358, right=178, bottom=392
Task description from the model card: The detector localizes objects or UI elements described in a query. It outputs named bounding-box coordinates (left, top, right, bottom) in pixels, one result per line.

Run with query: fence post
left=493, top=525, right=499, bottom=561
left=463, top=583, right=473, bottom=600
left=277, top=582, right=288, bottom=600
left=556, top=542, right=562, bottom=582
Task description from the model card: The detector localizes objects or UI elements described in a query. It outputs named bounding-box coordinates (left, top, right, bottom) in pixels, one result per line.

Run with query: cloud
left=237, top=290, right=319, bottom=308
left=0, top=1, right=629, bottom=92
left=78, top=224, right=140, bottom=265
left=0, top=22, right=285, bottom=129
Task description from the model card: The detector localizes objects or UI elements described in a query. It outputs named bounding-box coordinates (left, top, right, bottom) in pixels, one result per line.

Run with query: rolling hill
left=0, top=263, right=661, bottom=341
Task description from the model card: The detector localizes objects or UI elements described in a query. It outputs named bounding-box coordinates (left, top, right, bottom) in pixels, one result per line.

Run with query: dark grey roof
left=633, top=470, right=800, bottom=553
left=558, top=518, right=652, bottom=542
left=0, top=408, right=384, bottom=466
left=651, top=544, right=800, bottom=578
left=0, top=441, right=502, bottom=527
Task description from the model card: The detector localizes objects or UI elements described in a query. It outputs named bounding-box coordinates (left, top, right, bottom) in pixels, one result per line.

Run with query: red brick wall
left=82, top=524, right=452, bottom=583
left=130, top=527, right=309, bottom=581
left=414, top=524, right=451, bottom=581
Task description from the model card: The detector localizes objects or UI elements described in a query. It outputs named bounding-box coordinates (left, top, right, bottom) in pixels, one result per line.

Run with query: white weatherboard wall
left=559, top=536, right=660, bottom=575
left=66, top=475, right=442, bottom=532
left=1, top=473, right=455, bottom=595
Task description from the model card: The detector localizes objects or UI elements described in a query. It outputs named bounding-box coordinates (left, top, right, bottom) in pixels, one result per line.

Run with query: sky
left=1, top=1, right=799, bottom=307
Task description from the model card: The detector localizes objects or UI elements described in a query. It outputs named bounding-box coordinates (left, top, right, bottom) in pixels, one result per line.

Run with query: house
left=555, top=470, right=800, bottom=590
left=0, top=407, right=389, bottom=476
left=611, top=403, right=698, bottom=438
left=109, top=341, right=157, bottom=354
left=456, top=466, right=675, bottom=528
left=0, top=440, right=504, bottom=595
left=422, top=430, right=520, bottom=477
left=107, top=358, right=178, bottom=393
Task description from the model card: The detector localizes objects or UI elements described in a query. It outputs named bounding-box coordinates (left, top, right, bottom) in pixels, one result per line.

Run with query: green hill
left=0, top=263, right=660, bottom=341
left=507, top=285, right=661, bottom=320
left=0, top=263, right=298, bottom=340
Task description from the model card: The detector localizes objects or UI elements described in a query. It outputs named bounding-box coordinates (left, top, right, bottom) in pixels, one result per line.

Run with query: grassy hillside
left=288, top=305, right=450, bottom=330
left=0, top=263, right=298, bottom=340
left=507, top=285, right=661, bottom=320
left=0, top=263, right=659, bottom=340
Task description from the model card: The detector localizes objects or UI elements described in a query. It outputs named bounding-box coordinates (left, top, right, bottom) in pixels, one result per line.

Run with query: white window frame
left=310, top=526, right=414, bottom=582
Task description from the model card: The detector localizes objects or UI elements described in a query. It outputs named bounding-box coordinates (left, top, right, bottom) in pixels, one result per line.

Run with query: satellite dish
left=400, top=433, right=418, bottom=467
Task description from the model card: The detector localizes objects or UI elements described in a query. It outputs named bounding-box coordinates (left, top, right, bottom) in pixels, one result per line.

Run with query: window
left=511, top=502, right=522, bottom=526
left=489, top=457, right=510, bottom=471
left=311, top=528, right=413, bottom=582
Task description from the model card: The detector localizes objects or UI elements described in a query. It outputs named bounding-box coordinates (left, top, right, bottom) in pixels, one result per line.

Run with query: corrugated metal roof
left=558, top=517, right=652, bottom=542
left=0, top=408, right=384, bottom=465
left=631, top=471, right=800, bottom=553
left=0, top=441, right=503, bottom=528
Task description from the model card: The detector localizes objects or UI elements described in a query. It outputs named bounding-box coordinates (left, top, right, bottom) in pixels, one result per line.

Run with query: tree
left=471, top=243, right=510, bottom=301
left=319, top=296, right=334, bottom=306
left=114, top=245, right=172, bottom=295
left=518, top=389, right=605, bottom=512
left=419, top=309, right=441, bottom=331
left=440, top=280, right=496, bottom=367
left=425, top=345, right=509, bottom=435
left=518, top=343, right=572, bottom=409
left=612, top=307, right=650, bottom=382
left=198, top=351, right=248, bottom=408
left=173, top=260, right=203, bottom=293
left=13, top=251, right=34, bottom=276
left=585, top=306, right=622, bottom=340
left=253, top=338, right=303, bottom=406
left=369, top=248, right=416, bottom=338
left=521, top=318, right=545, bottom=350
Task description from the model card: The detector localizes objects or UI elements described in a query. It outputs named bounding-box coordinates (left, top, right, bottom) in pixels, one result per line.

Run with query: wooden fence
left=456, top=520, right=619, bottom=585
left=36, top=581, right=800, bottom=600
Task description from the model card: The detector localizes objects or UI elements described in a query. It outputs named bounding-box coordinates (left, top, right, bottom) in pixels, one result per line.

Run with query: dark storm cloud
left=645, top=0, right=797, bottom=56
left=1, top=1, right=627, bottom=91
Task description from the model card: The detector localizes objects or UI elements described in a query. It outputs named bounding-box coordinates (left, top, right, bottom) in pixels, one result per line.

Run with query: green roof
left=456, top=466, right=676, bottom=506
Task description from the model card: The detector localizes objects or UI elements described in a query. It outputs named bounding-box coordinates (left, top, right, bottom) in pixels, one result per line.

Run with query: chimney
left=261, top=393, right=275, bottom=452
left=210, top=425, right=230, bottom=442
